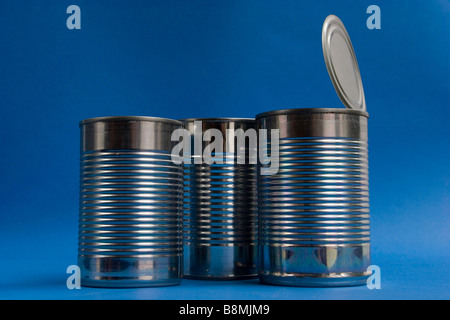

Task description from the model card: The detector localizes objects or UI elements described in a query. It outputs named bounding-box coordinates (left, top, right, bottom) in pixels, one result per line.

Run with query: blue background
left=0, top=0, right=448, bottom=300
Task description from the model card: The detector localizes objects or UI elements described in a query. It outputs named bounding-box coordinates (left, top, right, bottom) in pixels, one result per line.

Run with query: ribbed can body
left=256, top=109, right=371, bottom=287
left=78, top=116, right=184, bottom=287
left=182, top=119, right=258, bottom=279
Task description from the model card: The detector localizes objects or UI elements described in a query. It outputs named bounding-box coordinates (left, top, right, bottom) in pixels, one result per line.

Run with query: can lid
left=79, top=116, right=183, bottom=127
left=322, top=15, right=366, bottom=111
left=179, top=117, right=255, bottom=123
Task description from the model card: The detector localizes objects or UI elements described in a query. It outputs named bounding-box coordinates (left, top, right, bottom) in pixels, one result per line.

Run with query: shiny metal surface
left=78, top=116, right=184, bottom=287
left=182, top=119, right=258, bottom=279
left=256, top=108, right=371, bottom=286
left=322, top=15, right=366, bottom=111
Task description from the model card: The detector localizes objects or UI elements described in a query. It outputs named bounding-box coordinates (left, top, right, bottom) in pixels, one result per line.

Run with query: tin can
left=256, top=108, right=371, bottom=286
left=181, top=118, right=258, bottom=279
left=78, top=116, right=184, bottom=287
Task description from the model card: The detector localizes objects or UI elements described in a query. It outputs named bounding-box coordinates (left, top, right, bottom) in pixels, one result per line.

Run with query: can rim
left=255, top=108, right=369, bottom=120
left=179, top=117, right=255, bottom=123
left=79, top=116, right=183, bottom=127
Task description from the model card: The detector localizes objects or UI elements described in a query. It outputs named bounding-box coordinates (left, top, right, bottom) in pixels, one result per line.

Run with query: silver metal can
left=78, top=116, right=184, bottom=287
left=256, top=108, right=371, bottom=286
left=181, top=118, right=258, bottom=279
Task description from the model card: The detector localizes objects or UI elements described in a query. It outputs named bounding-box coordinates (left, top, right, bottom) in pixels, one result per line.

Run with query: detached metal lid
left=322, top=15, right=366, bottom=111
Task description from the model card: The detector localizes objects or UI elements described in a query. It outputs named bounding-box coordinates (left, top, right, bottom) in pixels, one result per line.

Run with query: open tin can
left=257, top=15, right=371, bottom=286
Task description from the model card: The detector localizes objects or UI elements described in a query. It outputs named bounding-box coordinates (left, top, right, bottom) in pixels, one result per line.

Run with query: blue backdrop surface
left=0, top=0, right=448, bottom=299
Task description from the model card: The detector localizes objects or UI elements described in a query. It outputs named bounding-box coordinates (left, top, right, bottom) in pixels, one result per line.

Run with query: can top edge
left=79, top=116, right=183, bottom=127
left=179, top=117, right=255, bottom=123
left=255, top=108, right=369, bottom=120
